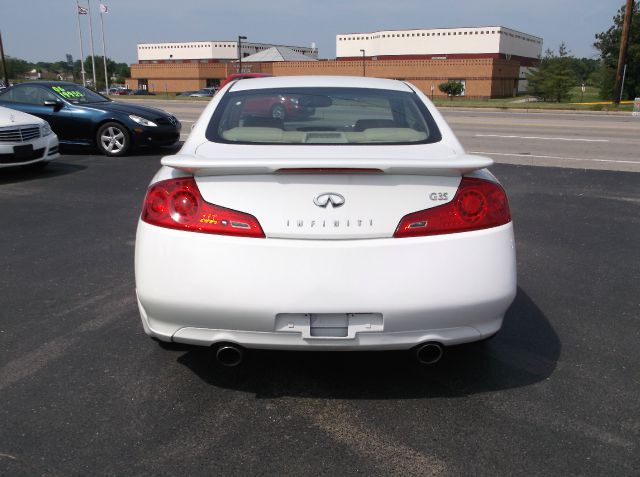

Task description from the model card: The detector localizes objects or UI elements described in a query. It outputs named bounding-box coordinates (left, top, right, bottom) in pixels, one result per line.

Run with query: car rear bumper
left=135, top=221, right=517, bottom=350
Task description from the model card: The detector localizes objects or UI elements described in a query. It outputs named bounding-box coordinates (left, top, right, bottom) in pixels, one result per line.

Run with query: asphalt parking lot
left=1, top=143, right=639, bottom=475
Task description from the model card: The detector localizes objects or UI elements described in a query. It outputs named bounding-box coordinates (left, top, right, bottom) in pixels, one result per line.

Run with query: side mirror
left=44, top=100, right=63, bottom=111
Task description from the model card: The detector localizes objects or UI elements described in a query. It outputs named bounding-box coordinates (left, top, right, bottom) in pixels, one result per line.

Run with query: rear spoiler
left=161, top=154, right=493, bottom=176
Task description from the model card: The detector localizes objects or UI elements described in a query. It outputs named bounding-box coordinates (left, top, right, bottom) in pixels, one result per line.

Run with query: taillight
left=394, top=177, right=511, bottom=238
left=141, top=177, right=265, bottom=238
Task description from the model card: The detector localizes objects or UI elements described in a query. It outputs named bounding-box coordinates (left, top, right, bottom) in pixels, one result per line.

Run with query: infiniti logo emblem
left=313, top=192, right=345, bottom=208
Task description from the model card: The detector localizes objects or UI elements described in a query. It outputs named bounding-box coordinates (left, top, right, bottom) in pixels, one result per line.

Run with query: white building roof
left=137, top=41, right=317, bottom=62
left=242, top=46, right=318, bottom=62
left=336, top=26, right=542, bottom=60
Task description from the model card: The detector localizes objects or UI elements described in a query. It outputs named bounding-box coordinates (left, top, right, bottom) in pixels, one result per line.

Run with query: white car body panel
left=135, top=76, right=517, bottom=351
left=194, top=174, right=461, bottom=239
left=136, top=221, right=516, bottom=349
left=162, top=151, right=492, bottom=176
left=0, top=106, right=59, bottom=168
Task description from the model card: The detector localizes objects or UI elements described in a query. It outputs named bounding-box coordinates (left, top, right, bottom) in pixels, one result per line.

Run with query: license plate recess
left=13, top=144, right=34, bottom=159
left=275, top=313, right=383, bottom=339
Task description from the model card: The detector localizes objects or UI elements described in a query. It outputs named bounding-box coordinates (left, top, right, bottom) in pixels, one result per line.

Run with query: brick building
left=127, top=27, right=541, bottom=98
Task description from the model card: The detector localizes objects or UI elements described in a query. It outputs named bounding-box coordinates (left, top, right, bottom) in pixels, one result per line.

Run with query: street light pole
left=360, top=49, right=366, bottom=76
left=238, top=35, right=247, bottom=74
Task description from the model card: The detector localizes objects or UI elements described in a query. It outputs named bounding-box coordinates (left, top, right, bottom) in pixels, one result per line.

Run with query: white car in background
left=0, top=105, right=59, bottom=168
left=135, top=76, right=517, bottom=366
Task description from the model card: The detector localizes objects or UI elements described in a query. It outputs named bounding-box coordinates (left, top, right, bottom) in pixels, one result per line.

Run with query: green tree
left=1, top=55, right=33, bottom=81
left=594, top=2, right=640, bottom=100
left=565, top=57, right=601, bottom=85
left=438, top=80, right=464, bottom=98
left=526, top=43, right=576, bottom=102
left=74, top=56, right=131, bottom=89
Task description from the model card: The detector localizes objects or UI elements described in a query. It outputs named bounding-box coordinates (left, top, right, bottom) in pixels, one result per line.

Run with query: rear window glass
left=206, top=87, right=441, bottom=145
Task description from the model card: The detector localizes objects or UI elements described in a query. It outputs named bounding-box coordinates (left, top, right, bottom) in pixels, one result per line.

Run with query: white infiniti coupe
left=135, top=76, right=516, bottom=366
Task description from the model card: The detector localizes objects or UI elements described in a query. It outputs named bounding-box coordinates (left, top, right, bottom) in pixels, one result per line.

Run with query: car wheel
left=96, top=122, right=131, bottom=157
left=271, top=104, right=286, bottom=120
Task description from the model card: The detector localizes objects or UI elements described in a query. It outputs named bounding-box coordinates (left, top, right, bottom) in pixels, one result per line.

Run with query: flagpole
left=98, top=1, right=109, bottom=92
left=86, top=0, right=97, bottom=88
left=76, top=1, right=86, bottom=86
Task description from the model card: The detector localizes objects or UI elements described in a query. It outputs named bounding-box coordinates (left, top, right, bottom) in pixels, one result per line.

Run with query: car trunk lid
left=163, top=147, right=489, bottom=240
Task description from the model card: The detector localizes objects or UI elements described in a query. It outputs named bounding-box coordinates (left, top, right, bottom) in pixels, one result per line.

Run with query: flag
left=78, top=5, right=88, bottom=14
left=99, top=4, right=108, bottom=13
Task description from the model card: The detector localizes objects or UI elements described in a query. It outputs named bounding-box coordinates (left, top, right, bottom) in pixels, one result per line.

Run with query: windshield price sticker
left=51, top=86, right=85, bottom=99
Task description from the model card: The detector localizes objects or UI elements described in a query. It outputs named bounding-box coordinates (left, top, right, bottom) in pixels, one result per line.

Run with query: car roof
left=226, top=73, right=270, bottom=79
left=13, top=81, right=79, bottom=87
left=228, top=75, right=415, bottom=92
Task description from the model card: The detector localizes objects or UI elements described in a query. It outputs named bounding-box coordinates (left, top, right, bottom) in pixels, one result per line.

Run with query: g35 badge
left=430, top=192, right=449, bottom=201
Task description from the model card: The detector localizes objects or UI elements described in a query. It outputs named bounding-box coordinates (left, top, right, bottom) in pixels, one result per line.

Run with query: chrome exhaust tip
left=415, top=342, right=444, bottom=365
left=215, top=344, right=244, bottom=367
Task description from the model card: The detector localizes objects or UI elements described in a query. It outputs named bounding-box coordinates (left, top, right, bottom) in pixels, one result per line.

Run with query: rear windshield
left=206, top=87, right=441, bottom=145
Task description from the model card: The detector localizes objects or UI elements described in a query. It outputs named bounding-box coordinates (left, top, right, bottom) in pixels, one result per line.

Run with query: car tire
left=271, top=104, right=286, bottom=120
left=96, top=122, right=131, bottom=157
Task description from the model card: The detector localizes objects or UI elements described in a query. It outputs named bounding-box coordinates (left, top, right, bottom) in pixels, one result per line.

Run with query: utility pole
left=360, top=49, right=366, bottom=76
left=0, top=31, right=9, bottom=88
left=238, top=35, right=247, bottom=74
left=613, top=0, right=634, bottom=104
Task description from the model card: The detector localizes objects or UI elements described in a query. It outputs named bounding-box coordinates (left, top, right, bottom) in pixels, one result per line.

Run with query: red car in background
left=221, top=74, right=314, bottom=120
left=242, top=93, right=315, bottom=120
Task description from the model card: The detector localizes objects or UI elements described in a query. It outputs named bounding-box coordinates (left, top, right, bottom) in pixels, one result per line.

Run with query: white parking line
left=470, top=151, right=640, bottom=165
left=474, top=134, right=609, bottom=142
left=178, top=120, right=195, bottom=123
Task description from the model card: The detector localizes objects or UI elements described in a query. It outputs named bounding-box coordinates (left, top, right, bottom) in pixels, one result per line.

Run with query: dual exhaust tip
left=213, top=341, right=444, bottom=367
left=414, top=342, right=444, bottom=365
left=215, top=343, right=244, bottom=367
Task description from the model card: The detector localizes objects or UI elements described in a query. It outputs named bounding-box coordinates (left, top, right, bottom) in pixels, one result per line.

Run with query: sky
left=0, top=0, right=627, bottom=64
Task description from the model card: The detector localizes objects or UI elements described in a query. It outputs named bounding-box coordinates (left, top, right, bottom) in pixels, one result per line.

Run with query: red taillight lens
left=141, top=177, right=265, bottom=238
left=394, top=177, right=511, bottom=238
